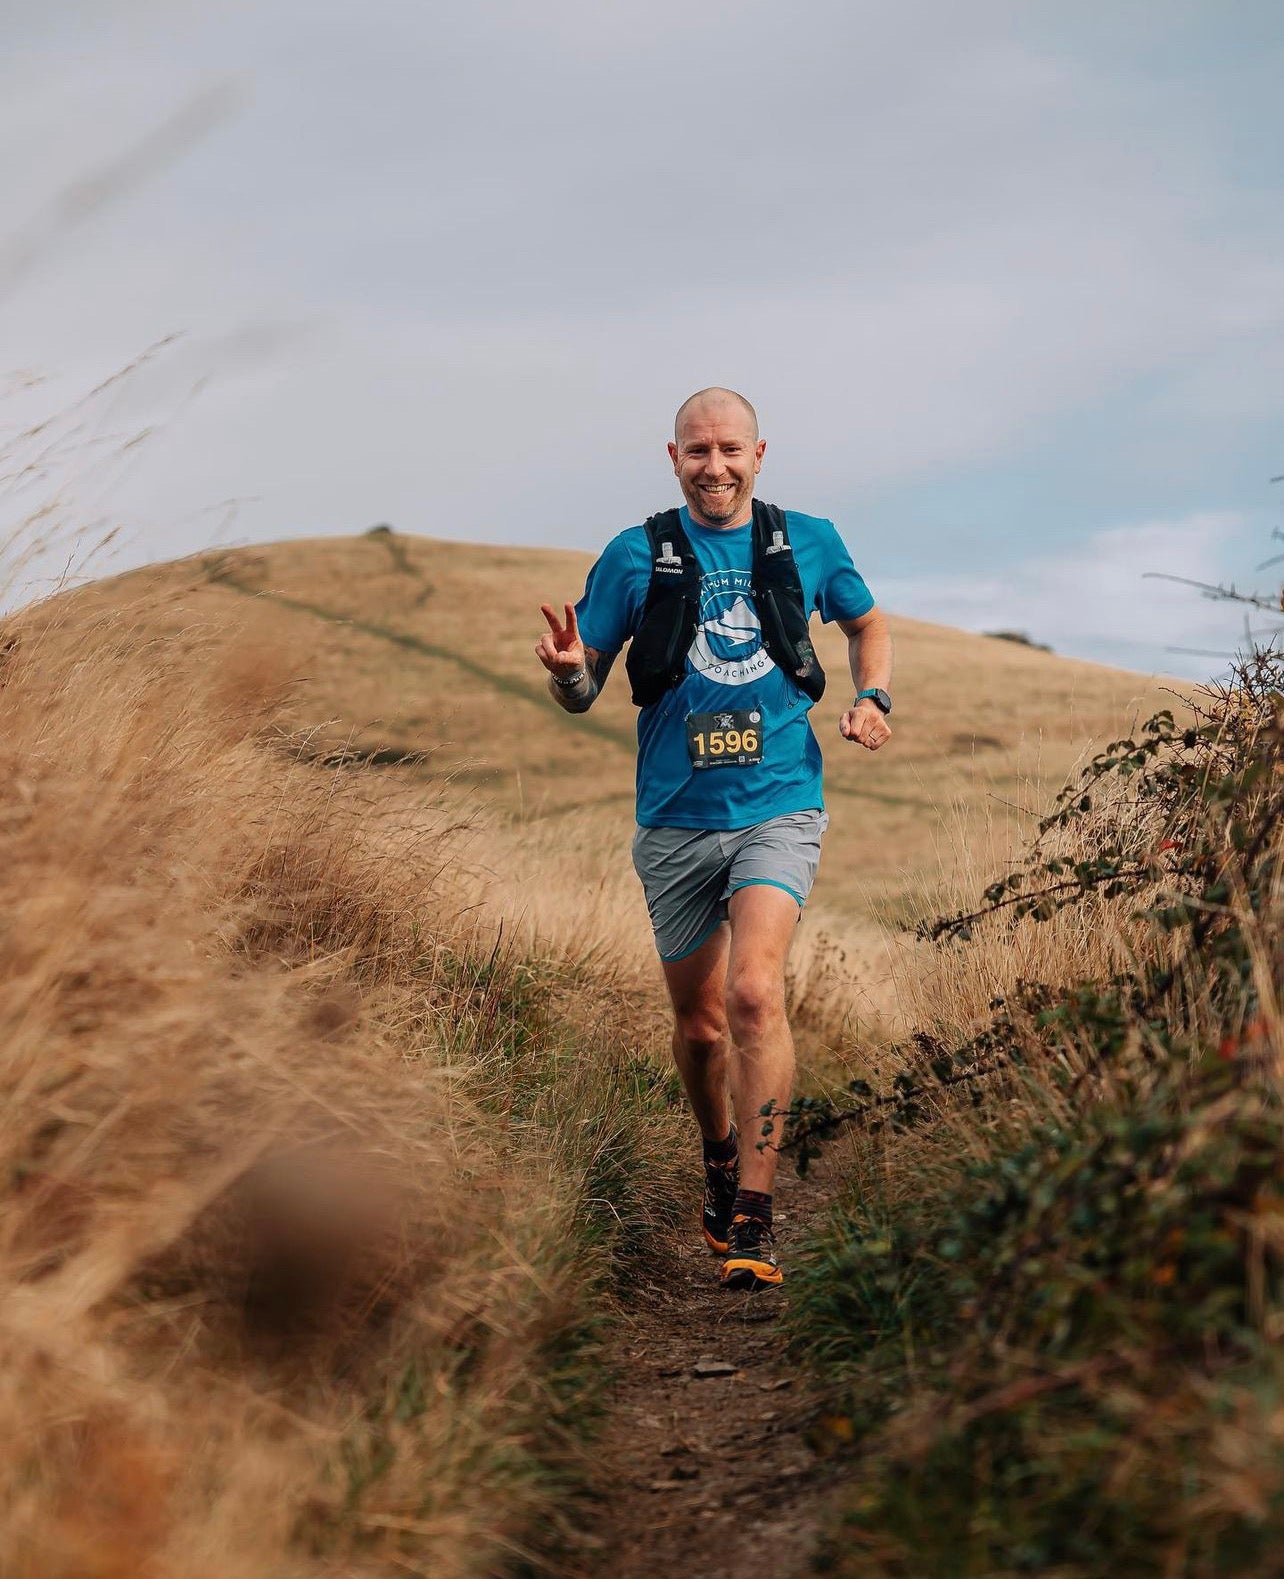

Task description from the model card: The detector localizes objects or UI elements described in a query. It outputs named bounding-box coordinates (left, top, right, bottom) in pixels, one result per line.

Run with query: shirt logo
left=688, top=570, right=776, bottom=688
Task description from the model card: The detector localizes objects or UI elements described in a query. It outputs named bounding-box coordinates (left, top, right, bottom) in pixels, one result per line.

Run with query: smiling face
left=667, top=393, right=766, bottom=529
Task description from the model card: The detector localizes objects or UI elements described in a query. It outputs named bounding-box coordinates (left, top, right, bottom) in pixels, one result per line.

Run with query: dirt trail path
left=585, top=1166, right=840, bottom=1575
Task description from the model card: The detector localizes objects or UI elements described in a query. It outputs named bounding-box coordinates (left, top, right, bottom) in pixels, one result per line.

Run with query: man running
left=535, top=388, right=892, bottom=1290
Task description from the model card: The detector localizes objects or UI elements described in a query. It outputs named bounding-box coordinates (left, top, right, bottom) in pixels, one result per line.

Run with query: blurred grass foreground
left=0, top=578, right=689, bottom=1577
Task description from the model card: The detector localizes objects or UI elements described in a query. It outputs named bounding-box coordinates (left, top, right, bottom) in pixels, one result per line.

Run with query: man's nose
left=704, top=448, right=727, bottom=476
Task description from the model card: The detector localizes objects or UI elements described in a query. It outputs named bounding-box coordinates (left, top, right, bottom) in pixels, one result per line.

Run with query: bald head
left=674, top=387, right=759, bottom=445
left=668, top=387, right=765, bottom=527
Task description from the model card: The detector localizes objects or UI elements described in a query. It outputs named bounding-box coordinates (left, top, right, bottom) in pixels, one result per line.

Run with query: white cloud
left=0, top=0, right=1278, bottom=618
left=876, top=513, right=1273, bottom=678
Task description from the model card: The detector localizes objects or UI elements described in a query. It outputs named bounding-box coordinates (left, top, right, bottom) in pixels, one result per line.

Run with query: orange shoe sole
left=720, top=1256, right=784, bottom=1290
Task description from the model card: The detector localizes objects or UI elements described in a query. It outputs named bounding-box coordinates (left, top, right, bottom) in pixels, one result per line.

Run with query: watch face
left=860, top=688, right=892, bottom=714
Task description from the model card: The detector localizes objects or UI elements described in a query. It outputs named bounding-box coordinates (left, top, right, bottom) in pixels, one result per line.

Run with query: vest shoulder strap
left=641, top=508, right=690, bottom=574
left=750, top=498, right=791, bottom=561
left=625, top=510, right=702, bottom=707
left=750, top=499, right=827, bottom=702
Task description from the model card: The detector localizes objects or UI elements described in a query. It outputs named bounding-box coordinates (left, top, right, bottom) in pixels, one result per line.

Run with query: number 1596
left=692, top=727, right=758, bottom=756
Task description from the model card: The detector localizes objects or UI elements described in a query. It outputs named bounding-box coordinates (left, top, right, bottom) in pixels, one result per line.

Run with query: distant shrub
left=984, top=628, right=1053, bottom=652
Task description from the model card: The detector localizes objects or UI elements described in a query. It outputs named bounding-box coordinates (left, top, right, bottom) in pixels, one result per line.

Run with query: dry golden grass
left=0, top=587, right=688, bottom=1578
left=87, top=529, right=1179, bottom=930
left=50, top=525, right=1182, bottom=1105
left=0, top=517, right=1194, bottom=1574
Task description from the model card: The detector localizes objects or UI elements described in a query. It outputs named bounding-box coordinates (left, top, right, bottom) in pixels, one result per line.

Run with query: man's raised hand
left=536, top=602, right=586, bottom=679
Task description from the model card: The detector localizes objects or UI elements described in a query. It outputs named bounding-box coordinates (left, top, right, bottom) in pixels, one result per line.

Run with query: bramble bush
left=784, top=641, right=1284, bottom=1576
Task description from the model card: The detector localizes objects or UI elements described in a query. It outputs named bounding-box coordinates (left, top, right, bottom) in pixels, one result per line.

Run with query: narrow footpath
left=585, top=1166, right=841, bottom=1575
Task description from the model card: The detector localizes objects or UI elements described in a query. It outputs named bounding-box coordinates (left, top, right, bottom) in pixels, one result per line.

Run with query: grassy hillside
left=94, top=528, right=1176, bottom=930
left=3, top=526, right=1220, bottom=1576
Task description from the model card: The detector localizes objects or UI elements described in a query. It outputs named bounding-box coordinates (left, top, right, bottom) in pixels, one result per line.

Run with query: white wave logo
left=689, top=577, right=775, bottom=688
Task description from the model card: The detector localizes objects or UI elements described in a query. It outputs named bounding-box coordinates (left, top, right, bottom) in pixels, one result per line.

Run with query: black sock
left=733, top=1188, right=772, bottom=1229
left=702, top=1127, right=738, bottom=1169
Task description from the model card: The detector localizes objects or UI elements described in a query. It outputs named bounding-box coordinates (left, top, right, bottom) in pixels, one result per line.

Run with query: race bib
left=686, top=710, right=764, bottom=769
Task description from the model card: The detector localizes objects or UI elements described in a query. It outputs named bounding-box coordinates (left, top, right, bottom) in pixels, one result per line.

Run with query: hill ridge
left=79, top=528, right=1182, bottom=929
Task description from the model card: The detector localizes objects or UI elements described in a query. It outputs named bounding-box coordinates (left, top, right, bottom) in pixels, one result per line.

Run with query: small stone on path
left=691, top=1357, right=738, bottom=1377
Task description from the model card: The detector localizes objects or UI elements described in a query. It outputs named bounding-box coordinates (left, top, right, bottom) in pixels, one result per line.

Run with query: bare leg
left=660, top=923, right=733, bottom=1141
left=724, top=884, right=800, bottom=1194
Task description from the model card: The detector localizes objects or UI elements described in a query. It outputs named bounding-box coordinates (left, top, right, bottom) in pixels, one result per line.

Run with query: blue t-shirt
left=576, top=506, right=875, bottom=830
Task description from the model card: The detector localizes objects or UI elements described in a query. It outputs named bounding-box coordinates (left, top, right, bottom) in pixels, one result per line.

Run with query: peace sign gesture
left=535, top=602, right=586, bottom=681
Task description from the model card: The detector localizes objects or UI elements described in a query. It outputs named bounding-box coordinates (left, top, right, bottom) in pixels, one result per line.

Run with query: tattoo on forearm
left=551, top=647, right=609, bottom=713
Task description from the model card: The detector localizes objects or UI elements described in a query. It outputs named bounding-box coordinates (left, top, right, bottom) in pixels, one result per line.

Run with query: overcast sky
left=2, top=0, right=1281, bottom=676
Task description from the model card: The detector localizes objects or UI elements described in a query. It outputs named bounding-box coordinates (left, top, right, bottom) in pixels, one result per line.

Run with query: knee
left=675, top=1009, right=727, bottom=1063
left=726, top=973, right=786, bottom=1041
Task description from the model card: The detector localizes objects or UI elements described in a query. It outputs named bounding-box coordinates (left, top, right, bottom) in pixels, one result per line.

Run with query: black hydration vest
left=624, top=499, right=826, bottom=709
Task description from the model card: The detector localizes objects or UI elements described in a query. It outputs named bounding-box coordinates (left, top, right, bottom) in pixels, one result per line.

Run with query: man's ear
left=754, top=439, right=766, bottom=473
left=667, top=441, right=679, bottom=471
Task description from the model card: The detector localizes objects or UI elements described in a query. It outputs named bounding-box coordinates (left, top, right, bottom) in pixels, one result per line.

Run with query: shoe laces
left=728, top=1213, right=773, bottom=1253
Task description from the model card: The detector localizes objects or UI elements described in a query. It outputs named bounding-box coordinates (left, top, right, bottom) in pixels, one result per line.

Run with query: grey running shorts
left=631, top=809, right=830, bottom=963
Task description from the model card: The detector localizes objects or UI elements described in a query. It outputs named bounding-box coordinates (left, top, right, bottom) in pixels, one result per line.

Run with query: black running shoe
left=701, top=1155, right=740, bottom=1254
left=720, top=1214, right=783, bottom=1290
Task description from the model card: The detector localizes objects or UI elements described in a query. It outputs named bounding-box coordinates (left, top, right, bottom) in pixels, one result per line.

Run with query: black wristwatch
left=856, top=688, right=892, bottom=715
